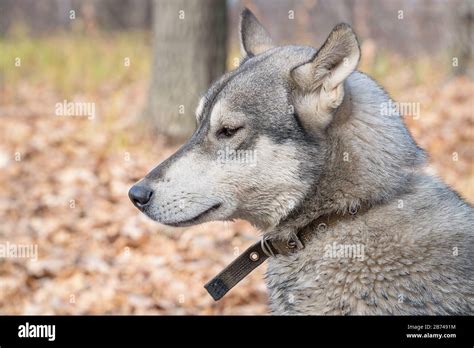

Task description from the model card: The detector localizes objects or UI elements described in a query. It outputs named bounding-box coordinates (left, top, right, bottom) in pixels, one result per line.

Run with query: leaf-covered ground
left=0, top=34, right=472, bottom=314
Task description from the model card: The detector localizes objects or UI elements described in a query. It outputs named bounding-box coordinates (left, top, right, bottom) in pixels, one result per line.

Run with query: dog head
left=129, top=9, right=360, bottom=229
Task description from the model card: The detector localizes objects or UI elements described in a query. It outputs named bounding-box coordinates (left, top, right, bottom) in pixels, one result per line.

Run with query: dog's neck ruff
left=204, top=205, right=369, bottom=301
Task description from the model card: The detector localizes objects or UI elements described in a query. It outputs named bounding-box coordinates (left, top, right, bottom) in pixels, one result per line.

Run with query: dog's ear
left=239, top=8, right=275, bottom=58
left=291, top=23, right=360, bottom=130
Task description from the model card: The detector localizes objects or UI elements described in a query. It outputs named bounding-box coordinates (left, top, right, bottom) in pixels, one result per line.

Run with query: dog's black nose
left=128, top=184, right=153, bottom=207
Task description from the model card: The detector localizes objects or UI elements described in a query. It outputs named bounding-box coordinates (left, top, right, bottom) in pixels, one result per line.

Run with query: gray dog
left=130, top=9, right=474, bottom=315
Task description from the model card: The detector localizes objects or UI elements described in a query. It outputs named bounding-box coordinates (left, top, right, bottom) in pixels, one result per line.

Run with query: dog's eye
left=217, top=126, right=243, bottom=138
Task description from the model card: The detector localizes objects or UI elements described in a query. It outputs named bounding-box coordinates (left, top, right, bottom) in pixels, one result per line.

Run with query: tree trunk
left=144, top=0, right=227, bottom=141
left=453, top=0, right=473, bottom=78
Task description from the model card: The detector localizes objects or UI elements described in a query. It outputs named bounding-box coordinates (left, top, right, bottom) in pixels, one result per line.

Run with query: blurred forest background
left=0, top=0, right=472, bottom=314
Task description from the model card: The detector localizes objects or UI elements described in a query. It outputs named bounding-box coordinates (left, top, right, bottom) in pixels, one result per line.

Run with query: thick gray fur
left=133, top=9, right=474, bottom=314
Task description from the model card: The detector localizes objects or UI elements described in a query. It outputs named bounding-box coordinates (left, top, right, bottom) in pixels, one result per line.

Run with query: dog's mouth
left=166, top=203, right=222, bottom=227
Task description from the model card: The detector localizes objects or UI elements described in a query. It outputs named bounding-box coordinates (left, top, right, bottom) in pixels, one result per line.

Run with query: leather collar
left=204, top=205, right=369, bottom=301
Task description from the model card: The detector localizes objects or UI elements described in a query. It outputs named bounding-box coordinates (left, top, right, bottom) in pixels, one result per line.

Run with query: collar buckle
left=260, top=236, right=276, bottom=257
left=287, top=231, right=304, bottom=250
